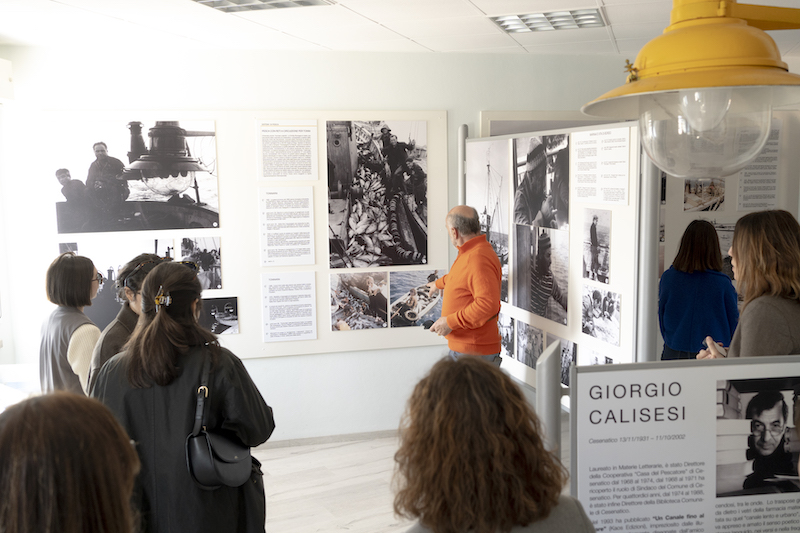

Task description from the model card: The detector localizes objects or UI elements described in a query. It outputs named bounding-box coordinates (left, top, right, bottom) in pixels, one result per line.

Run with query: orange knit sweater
left=435, top=235, right=501, bottom=355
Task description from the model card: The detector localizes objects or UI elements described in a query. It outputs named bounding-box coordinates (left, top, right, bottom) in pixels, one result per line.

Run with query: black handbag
left=186, top=352, right=252, bottom=490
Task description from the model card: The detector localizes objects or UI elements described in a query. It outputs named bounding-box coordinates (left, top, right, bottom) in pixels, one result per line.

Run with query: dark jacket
left=91, top=345, right=275, bottom=533
left=88, top=302, right=138, bottom=391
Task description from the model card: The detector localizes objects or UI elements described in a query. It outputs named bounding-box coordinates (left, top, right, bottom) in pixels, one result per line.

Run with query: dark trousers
left=661, top=345, right=697, bottom=360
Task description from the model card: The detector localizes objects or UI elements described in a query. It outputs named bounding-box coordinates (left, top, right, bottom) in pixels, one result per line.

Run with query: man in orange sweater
left=427, top=205, right=502, bottom=366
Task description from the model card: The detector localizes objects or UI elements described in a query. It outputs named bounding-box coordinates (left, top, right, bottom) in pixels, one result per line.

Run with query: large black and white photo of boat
left=466, top=138, right=510, bottom=302
left=53, top=119, right=218, bottom=233
left=328, top=120, right=427, bottom=268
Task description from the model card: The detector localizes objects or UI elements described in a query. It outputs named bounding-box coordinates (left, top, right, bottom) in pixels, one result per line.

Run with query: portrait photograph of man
left=716, top=378, right=800, bottom=497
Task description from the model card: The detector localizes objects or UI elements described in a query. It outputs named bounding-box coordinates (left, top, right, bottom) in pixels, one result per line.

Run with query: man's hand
left=429, top=316, right=451, bottom=337
left=426, top=281, right=439, bottom=298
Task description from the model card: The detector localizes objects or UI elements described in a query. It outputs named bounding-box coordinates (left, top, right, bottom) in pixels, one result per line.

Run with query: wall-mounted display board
left=571, top=356, right=800, bottom=533
left=465, top=123, right=640, bottom=387
left=17, top=109, right=448, bottom=361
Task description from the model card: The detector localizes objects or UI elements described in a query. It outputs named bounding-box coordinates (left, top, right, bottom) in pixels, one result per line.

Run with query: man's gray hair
left=448, top=207, right=481, bottom=236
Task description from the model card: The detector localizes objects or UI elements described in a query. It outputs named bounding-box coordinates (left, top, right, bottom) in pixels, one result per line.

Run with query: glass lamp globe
left=140, top=170, right=196, bottom=197
left=638, top=86, right=773, bottom=178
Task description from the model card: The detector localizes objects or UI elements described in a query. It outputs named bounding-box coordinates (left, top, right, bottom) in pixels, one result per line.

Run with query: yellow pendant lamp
left=582, top=0, right=800, bottom=178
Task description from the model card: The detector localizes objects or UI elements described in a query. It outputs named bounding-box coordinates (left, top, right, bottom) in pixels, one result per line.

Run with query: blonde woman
left=699, top=210, right=800, bottom=358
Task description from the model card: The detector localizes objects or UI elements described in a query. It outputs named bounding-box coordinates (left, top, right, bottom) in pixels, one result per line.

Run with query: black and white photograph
left=498, top=311, right=514, bottom=360
left=684, top=178, right=725, bottom=212
left=52, top=120, right=218, bottom=234
left=716, top=377, right=800, bottom=497
left=547, top=332, right=577, bottom=387
left=513, top=226, right=568, bottom=326
left=59, top=238, right=174, bottom=331
left=659, top=205, right=666, bottom=278
left=583, top=208, right=611, bottom=283
left=388, top=270, right=443, bottom=328
left=515, top=320, right=543, bottom=369
left=327, top=120, right=428, bottom=268
left=578, top=348, right=616, bottom=366
left=466, top=138, right=510, bottom=302
left=179, top=236, right=221, bottom=290
left=330, top=272, right=388, bottom=330
left=198, top=297, right=238, bottom=335
left=713, top=220, right=737, bottom=281
left=581, top=285, right=621, bottom=346
left=512, top=134, right=569, bottom=230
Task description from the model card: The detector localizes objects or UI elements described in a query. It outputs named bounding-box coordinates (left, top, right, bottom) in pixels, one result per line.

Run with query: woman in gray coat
left=699, top=210, right=800, bottom=358
left=394, top=357, right=595, bottom=533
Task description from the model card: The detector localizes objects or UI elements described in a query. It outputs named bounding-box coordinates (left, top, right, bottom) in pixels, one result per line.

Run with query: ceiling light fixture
left=582, top=0, right=800, bottom=179
left=192, top=0, right=334, bottom=14
left=491, top=9, right=605, bottom=33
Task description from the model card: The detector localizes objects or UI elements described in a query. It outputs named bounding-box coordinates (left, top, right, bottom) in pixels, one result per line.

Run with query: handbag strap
left=190, top=349, right=213, bottom=437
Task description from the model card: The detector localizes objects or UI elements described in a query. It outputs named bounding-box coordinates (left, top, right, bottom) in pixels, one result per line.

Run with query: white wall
left=0, top=44, right=629, bottom=440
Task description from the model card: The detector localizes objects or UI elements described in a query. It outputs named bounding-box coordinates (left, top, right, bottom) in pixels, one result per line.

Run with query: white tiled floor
left=255, top=410, right=571, bottom=533
left=255, top=436, right=411, bottom=533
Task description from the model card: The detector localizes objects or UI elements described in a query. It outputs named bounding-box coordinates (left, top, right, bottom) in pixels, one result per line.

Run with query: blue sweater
left=658, top=266, right=739, bottom=352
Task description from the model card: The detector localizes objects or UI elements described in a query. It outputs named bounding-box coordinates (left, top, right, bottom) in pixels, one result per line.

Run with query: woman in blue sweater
left=659, top=220, right=738, bottom=359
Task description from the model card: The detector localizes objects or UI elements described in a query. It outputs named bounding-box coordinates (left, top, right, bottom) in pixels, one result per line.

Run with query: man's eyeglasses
left=751, top=421, right=785, bottom=438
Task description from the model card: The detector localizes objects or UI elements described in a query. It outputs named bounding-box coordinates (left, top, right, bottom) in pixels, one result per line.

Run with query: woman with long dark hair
left=394, top=357, right=594, bottom=533
left=0, top=392, right=140, bottom=533
left=88, top=253, right=166, bottom=391
left=40, top=252, right=103, bottom=394
left=700, top=210, right=800, bottom=358
left=91, top=261, right=275, bottom=533
left=659, top=219, right=738, bottom=359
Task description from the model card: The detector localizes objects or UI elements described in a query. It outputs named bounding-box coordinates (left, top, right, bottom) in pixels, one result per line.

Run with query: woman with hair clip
left=0, top=392, right=140, bottom=533
left=40, top=252, right=103, bottom=394
left=91, top=261, right=275, bottom=533
left=88, top=253, right=166, bottom=391
left=659, top=219, right=738, bottom=359
left=394, top=357, right=595, bottom=533
left=699, top=209, right=800, bottom=358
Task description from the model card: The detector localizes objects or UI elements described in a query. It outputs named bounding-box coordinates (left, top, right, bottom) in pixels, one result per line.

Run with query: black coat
left=91, top=345, right=275, bottom=533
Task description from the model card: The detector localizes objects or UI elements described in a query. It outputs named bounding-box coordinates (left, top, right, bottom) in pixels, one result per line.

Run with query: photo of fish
left=328, top=120, right=427, bottom=268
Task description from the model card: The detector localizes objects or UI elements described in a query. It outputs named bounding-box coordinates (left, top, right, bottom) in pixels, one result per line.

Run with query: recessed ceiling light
left=191, top=0, right=335, bottom=13
left=491, top=8, right=605, bottom=33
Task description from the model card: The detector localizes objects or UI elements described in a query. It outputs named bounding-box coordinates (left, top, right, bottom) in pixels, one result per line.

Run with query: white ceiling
left=0, top=0, right=798, bottom=57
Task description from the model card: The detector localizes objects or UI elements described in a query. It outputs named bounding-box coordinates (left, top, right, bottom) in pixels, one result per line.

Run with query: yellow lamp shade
left=583, top=17, right=800, bottom=119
